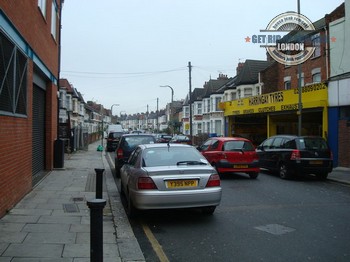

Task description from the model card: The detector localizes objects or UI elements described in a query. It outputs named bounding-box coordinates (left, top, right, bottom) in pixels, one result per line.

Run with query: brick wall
left=338, top=120, right=350, bottom=167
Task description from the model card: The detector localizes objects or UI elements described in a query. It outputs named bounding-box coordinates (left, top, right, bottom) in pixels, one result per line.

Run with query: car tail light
left=138, top=177, right=157, bottom=190
left=290, top=150, right=301, bottom=160
left=206, top=174, right=221, bottom=187
left=117, top=148, right=123, bottom=159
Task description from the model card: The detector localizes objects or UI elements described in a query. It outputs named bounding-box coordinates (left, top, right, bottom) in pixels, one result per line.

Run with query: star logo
left=245, top=36, right=251, bottom=43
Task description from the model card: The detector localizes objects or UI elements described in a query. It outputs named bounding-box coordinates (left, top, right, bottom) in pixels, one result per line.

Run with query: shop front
left=220, top=83, right=328, bottom=146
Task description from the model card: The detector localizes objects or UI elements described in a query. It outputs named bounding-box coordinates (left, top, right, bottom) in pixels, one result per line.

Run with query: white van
left=107, top=124, right=123, bottom=134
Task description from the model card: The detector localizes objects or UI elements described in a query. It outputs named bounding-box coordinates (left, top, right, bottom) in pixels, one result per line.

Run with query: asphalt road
left=127, top=172, right=350, bottom=262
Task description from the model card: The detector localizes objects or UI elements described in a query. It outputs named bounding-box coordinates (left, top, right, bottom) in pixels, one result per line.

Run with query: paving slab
left=3, top=243, right=64, bottom=258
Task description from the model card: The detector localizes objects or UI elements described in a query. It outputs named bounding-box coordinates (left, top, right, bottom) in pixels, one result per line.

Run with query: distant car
left=169, top=134, right=192, bottom=145
left=106, top=131, right=124, bottom=152
left=115, top=134, right=156, bottom=177
left=256, top=135, right=333, bottom=179
left=155, top=134, right=173, bottom=143
left=120, top=143, right=222, bottom=217
left=197, top=137, right=260, bottom=179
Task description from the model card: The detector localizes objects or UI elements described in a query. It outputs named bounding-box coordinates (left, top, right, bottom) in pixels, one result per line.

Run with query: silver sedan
left=120, top=143, right=222, bottom=217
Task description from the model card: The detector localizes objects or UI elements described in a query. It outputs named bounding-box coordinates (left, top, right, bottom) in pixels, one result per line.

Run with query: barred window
left=0, top=31, right=28, bottom=116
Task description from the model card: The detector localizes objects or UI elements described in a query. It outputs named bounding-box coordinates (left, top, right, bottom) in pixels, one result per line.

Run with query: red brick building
left=0, top=1, right=63, bottom=217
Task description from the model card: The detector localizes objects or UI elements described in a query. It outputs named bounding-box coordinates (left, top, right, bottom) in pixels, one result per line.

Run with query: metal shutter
left=32, top=84, right=46, bottom=176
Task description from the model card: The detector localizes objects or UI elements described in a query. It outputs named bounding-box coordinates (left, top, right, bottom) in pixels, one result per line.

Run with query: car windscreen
left=223, top=140, right=255, bottom=151
left=298, top=137, right=329, bottom=150
left=124, top=136, right=155, bottom=149
left=143, top=147, right=208, bottom=167
left=109, top=132, right=123, bottom=139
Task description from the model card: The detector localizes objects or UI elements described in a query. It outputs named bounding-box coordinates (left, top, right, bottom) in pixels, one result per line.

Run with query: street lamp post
left=110, top=104, right=120, bottom=124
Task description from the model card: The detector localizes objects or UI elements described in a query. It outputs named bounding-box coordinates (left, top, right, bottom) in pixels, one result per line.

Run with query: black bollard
left=94, top=168, right=105, bottom=199
left=87, top=199, right=106, bottom=262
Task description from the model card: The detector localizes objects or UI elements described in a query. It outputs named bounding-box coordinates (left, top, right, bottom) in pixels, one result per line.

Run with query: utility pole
left=156, top=98, right=159, bottom=132
left=297, top=0, right=302, bottom=136
left=188, top=61, right=193, bottom=144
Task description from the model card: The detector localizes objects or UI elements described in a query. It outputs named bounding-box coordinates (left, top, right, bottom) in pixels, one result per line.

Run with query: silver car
left=120, top=143, right=222, bottom=217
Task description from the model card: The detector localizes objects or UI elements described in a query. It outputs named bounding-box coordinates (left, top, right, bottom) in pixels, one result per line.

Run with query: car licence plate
left=234, top=164, right=248, bottom=168
left=166, top=180, right=198, bottom=188
left=310, top=160, right=323, bottom=165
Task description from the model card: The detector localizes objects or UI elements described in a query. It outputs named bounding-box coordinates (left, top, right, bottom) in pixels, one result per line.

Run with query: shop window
left=0, top=31, right=28, bottom=116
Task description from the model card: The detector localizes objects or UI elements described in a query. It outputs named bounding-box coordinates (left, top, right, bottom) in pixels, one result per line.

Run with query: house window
left=0, top=31, right=28, bottom=116
left=197, top=103, right=202, bottom=115
left=312, top=68, right=321, bottom=83
left=51, top=1, right=58, bottom=40
left=244, top=88, right=252, bottom=97
left=215, top=97, right=221, bottom=111
left=231, top=92, right=236, bottom=100
left=284, top=76, right=291, bottom=90
left=38, top=0, right=46, bottom=18
left=312, top=33, right=321, bottom=58
left=197, top=123, right=202, bottom=134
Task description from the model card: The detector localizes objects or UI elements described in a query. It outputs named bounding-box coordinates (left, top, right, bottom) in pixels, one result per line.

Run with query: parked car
left=155, top=134, right=173, bottom=143
left=169, top=134, right=192, bottom=145
left=256, top=135, right=333, bottom=179
left=197, top=137, right=260, bottom=179
left=106, top=131, right=124, bottom=152
left=119, top=143, right=222, bottom=217
left=115, top=134, right=156, bottom=177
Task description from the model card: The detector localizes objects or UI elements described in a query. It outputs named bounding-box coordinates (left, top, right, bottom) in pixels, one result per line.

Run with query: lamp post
left=297, top=0, right=302, bottom=136
left=110, top=104, right=120, bottom=124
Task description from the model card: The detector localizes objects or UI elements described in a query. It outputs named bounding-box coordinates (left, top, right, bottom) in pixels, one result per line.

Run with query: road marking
left=106, top=151, right=169, bottom=261
left=141, top=222, right=170, bottom=262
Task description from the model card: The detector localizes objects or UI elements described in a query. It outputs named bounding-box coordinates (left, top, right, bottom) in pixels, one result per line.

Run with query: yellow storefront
left=220, top=83, right=328, bottom=145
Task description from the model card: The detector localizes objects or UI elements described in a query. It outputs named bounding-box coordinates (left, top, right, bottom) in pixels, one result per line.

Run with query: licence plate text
left=167, top=180, right=198, bottom=188
left=234, top=164, right=248, bottom=168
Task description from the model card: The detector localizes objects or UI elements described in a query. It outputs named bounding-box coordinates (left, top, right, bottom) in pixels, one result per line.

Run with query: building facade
left=0, top=1, right=62, bottom=217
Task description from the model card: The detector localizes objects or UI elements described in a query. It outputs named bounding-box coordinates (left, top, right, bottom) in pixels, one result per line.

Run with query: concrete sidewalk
left=0, top=141, right=145, bottom=262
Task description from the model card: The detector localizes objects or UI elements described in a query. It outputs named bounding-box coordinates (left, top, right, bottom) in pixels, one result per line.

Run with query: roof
left=234, top=60, right=271, bottom=86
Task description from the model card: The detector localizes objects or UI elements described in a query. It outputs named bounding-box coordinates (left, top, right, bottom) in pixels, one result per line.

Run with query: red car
left=197, top=137, right=260, bottom=179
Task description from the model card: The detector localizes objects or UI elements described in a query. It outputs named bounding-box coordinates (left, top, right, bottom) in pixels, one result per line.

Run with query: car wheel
left=202, top=206, right=216, bottom=215
left=316, top=172, right=328, bottom=180
left=248, top=172, right=259, bottom=179
left=279, top=163, right=290, bottom=179
left=126, top=191, right=138, bottom=218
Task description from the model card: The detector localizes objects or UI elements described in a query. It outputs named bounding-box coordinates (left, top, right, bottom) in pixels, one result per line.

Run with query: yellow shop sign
left=220, top=83, right=328, bottom=116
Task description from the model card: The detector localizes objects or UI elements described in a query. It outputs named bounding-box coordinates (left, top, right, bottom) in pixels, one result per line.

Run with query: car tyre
left=202, top=206, right=216, bottom=215
left=126, top=191, right=138, bottom=218
left=279, top=163, right=290, bottom=179
left=248, top=172, right=259, bottom=179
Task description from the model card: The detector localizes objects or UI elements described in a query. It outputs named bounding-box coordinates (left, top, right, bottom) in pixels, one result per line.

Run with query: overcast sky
left=60, top=0, right=344, bottom=115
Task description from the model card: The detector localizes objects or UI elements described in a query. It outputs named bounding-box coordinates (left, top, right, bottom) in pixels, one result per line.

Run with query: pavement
left=0, top=141, right=146, bottom=262
left=0, top=141, right=349, bottom=261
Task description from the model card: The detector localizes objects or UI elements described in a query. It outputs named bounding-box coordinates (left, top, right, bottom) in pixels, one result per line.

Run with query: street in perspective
left=1, top=0, right=350, bottom=261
